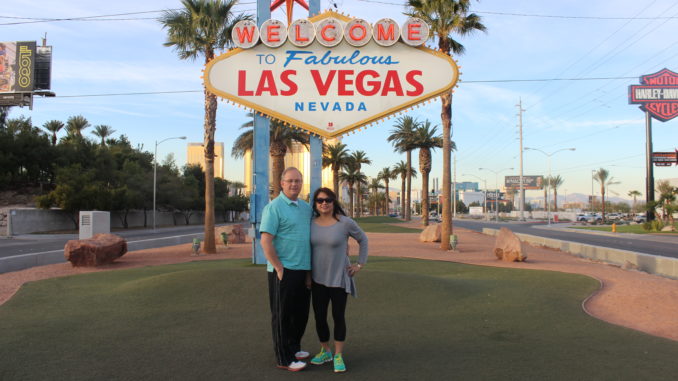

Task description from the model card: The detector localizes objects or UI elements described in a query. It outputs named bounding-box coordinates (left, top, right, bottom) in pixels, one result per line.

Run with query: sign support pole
left=252, top=0, right=272, bottom=265
left=645, top=111, right=655, bottom=222
left=309, top=0, right=322, bottom=198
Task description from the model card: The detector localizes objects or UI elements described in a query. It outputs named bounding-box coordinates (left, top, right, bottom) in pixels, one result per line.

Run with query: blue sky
left=2, top=0, right=677, bottom=200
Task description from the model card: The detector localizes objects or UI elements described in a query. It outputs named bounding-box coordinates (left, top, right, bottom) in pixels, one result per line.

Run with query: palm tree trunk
left=400, top=176, right=406, bottom=219
left=333, top=168, right=340, bottom=196
left=203, top=87, right=217, bottom=254
left=270, top=152, right=286, bottom=198
left=601, top=185, right=606, bottom=221
left=348, top=188, right=354, bottom=218
left=384, top=179, right=389, bottom=215
left=422, top=170, right=429, bottom=226
left=554, top=189, right=558, bottom=211
left=406, top=150, right=412, bottom=221
left=440, top=91, right=452, bottom=249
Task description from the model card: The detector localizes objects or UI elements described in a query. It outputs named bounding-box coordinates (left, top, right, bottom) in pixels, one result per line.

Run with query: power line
left=475, top=10, right=678, bottom=20
left=0, top=3, right=257, bottom=25
left=463, top=76, right=636, bottom=83
left=42, top=75, right=640, bottom=99
left=355, top=0, right=678, bottom=19
left=54, top=90, right=202, bottom=98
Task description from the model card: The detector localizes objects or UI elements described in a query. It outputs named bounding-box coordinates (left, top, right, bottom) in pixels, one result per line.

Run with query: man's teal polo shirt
left=260, top=192, right=312, bottom=272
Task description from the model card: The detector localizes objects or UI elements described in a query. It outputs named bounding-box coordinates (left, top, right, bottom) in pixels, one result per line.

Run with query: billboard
left=504, top=175, right=544, bottom=190
left=651, top=150, right=678, bottom=166
left=628, top=68, right=678, bottom=122
left=204, top=10, right=459, bottom=138
left=0, top=41, right=36, bottom=93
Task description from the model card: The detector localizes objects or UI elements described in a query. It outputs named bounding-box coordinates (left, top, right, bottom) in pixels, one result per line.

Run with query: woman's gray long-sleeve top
left=311, top=215, right=368, bottom=297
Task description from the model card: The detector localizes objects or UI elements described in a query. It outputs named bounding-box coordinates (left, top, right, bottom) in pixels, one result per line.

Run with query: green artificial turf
left=1, top=257, right=677, bottom=380
left=354, top=216, right=422, bottom=233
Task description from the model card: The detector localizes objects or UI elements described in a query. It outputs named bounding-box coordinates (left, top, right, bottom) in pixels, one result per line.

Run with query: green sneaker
left=333, top=353, right=346, bottom=373
left=310, top=348, right=332, bottom=365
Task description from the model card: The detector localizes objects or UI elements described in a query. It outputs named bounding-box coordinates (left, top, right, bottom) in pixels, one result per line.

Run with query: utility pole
left=517, top=99, right=525, bottom=221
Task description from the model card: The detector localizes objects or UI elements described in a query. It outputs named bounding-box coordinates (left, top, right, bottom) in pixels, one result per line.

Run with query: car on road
left=607, top=213, right=622, bottom=220
left=634, top=214, right=647, bottom=223
left=576, top=213, right=591, bottom=222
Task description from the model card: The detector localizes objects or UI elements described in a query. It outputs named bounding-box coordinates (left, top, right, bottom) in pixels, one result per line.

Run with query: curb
left=482, top=228, right=678, bottom=280
left=0, top=250, right=66, bottom=274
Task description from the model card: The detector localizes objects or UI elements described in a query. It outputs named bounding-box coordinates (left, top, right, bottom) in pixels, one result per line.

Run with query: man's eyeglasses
left=315, top=198, right=334, bottom=204
left=283, top=179, right=302, bottom=184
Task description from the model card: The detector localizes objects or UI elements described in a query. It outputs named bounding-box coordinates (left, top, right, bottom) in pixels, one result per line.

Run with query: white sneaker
left=277, top=361, right=306, bottom=372
left=295, top=350, right=310, bottom=360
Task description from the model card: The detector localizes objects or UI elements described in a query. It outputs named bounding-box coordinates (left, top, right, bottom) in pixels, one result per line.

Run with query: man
left=260, top=167, right=312, bottom=371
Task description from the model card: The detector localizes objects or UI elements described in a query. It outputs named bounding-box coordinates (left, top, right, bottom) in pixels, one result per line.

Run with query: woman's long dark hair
left=312, top=187, right=346, bottom=220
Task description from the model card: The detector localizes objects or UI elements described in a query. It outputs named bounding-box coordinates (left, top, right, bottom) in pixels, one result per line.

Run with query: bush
left=642, top=220, right=665, bottom=232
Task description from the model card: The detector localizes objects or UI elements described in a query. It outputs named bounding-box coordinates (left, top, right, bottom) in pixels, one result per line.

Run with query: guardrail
left=482, top=228, right=678, bottom=280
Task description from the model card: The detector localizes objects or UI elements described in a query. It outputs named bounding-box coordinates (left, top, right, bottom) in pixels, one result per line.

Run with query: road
left=0, top=224, right=238, bottom=259
left=452, top=219, right=678, bottom=259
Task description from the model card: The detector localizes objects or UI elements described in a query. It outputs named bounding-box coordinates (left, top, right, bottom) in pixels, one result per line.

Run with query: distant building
left=454, top=181, right=479, bottom=192
left=459, top=191, right=485, bottom=207
left=243, top=140, right=334, bottom=198
left=187, top=142, right=224, bottom=179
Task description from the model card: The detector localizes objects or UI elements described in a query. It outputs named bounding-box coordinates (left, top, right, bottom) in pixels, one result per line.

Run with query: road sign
left=204, top=10, right=459, bottom=138
left=629, top=68, right=678, bottom=122
left=652, top=150, right=678, bottom=166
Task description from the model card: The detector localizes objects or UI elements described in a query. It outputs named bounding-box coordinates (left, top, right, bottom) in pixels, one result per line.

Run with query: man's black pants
left=268, top=269, right=310, bottom=366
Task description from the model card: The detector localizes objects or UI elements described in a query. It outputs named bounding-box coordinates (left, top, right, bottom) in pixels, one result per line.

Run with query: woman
left=309, top=187, right=368, bottom=373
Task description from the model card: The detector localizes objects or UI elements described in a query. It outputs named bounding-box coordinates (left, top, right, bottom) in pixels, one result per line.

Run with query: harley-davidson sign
left=204, top=10, right=459, bottom=138
left=629, top=68, right=678, bottom=122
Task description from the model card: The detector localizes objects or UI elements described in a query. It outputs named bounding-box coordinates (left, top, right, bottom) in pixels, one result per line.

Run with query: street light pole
left=153, top=136, right=187, bottom=231
left=591, top=169, right=596, bottom=212
left=479, top=167, right=513, bottom=222
left=524, top=147, right=575, bottom=225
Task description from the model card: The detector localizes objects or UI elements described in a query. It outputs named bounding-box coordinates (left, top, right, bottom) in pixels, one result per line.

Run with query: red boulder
left=64, top=233, right=127, bottom=267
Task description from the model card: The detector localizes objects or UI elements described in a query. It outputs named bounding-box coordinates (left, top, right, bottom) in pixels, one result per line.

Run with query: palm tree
left=322, top=142, right=350, bottom=196
left=393, top=160, right=417, bottom=218
left=42, top=120, right=64, bottom=146
left=593, top=168, right=620, bottom=222
left=368, top=178, right=384, bottom=215
left=339, top=166, right=366, bottom=218
left=349, top=150, right=371, bottom=218
left=160, top=0, right=249, bottom=253
left=0, top=106, right=9, bottom=128
left=550, top=175, right=564, bottom=212
left=655, top=180, right=677, bottom=224
left=388, top=115, right=419, bottom=221
left=65, top=115, right=90, bottom=138
left=92, top=125, right=116, bottom=146
left=232, top=113, right=309, bottom=197
left=378, top=167, right=396, bottom=215
left=407, top=0, right=486, bottom=248
left=411, top=120, right=443, bottom=226
left=231, top=181, right=246, bottom=196
left=628, top=190, right=642, bottom=213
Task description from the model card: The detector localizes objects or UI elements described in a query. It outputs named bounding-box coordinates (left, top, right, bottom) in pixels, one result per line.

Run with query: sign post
left=629, top=68, right=678, bottom=221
